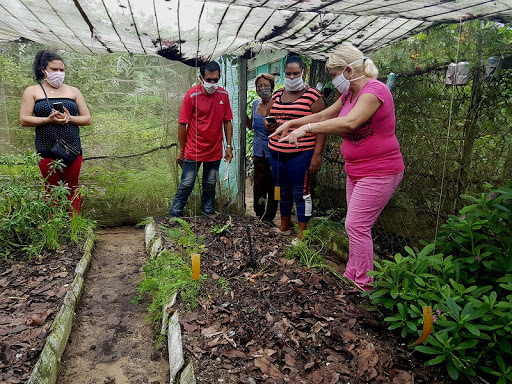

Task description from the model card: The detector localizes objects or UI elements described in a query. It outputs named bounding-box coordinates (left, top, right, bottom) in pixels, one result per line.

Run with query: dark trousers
left=253, top=155, right=278, bottom=222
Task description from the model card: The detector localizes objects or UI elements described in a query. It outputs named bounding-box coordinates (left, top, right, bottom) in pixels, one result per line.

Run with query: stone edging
left=144, top=219, right=196, bottom=384
left=27, top=227, right=96, bottom=384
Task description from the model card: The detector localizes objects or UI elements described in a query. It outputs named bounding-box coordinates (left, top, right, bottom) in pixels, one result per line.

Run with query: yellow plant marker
left=411, top=306, right=433, bottom=346
left=274, top=186, right=281, bottom=201
left=191, top=253, right=201, bottom=280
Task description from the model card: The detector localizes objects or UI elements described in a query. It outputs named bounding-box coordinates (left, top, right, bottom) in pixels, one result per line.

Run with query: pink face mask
left=44, top=70, right=65, bottom=88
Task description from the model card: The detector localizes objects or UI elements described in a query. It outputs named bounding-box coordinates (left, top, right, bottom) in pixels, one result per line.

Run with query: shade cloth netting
left=0, top=0, right=511, bottom=63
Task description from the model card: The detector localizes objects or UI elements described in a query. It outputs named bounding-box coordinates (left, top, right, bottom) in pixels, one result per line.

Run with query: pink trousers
left=343, top=171, right=404, bottom=290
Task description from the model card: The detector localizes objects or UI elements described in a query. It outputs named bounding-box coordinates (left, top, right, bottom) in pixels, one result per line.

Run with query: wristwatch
left=226, top=145, right=233, bottom=149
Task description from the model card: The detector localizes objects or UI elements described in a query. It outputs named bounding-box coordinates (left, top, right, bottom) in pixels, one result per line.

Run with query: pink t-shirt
left=339, top=79, right=404, bottom=180
left=179, top=85, right=233, bottom=162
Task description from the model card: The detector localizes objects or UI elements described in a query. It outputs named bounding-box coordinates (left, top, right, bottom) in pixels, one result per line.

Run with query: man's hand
left=176, top=152, right=184, bottom=166
left=224, top=147, right=233, bottom=162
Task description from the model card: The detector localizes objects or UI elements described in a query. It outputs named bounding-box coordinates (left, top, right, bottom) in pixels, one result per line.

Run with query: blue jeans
left=169, top=159, right=220, bottom=217
left=269, top=149, right=314, bottom=223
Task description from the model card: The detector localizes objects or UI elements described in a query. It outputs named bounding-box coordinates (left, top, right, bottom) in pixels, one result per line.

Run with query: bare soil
left=56, top=227, right=168, bottom=384
left=155, top=215, right=452, bottom=384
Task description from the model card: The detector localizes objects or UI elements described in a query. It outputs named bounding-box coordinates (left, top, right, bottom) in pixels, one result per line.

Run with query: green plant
left=217, top=277, right=231, bottom=293
left=135, top=249, right=203, bottom=327
left=367, top=182, right=512, bottom=382
left=210, top=216, right=232, bottom=234
left=284, top=225, right=327, bottom=269
left=0, top=151, right=94, bottom=259
left=162, top=218, right=205, bottom=255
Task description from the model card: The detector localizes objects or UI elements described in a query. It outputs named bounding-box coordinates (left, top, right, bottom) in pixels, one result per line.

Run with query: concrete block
left=151, top=237, right=162, bottom=257
left=28, top=229, right=95, bottom=384
left=168, top=311, right=184, bottom=383
left=161, top=292, right=178, bottom=335
left=145, top=221, right=156, bottom=249
left=180, top=361, right=196, bottom=384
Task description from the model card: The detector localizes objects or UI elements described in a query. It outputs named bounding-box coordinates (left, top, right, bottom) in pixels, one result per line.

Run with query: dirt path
left=57, top=227, right=169, bottom=384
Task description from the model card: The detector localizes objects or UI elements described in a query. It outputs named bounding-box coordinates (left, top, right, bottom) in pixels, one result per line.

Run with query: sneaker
left=273, top=227, right=293, bottom=236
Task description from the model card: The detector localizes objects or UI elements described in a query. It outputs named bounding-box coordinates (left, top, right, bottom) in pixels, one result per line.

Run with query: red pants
left=38, top=156, right=82, bottom=214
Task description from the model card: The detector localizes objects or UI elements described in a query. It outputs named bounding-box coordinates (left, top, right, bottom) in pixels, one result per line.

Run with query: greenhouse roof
left=0, top=0, right=511, bottom=64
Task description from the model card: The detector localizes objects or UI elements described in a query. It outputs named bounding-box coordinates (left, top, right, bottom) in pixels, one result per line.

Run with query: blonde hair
left=326, top=43, right=379, bottom=79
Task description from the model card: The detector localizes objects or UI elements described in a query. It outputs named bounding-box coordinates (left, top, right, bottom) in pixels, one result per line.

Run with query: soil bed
left=0, top=246, right=81, bottom=383
left=155, top=215, right=450, bottom=384
left=56, top=227, right=169, bottom=384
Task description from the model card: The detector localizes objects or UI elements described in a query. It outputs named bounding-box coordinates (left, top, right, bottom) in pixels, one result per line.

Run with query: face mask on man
left=285, top=72, right=305, bottom=92
left=201, top=77, right=219, bottom=94
left=257, top=86, right=272, bottom=101
left=45, top=70, right=65, bottom=88
left=332, top=57, right=366, bottom=95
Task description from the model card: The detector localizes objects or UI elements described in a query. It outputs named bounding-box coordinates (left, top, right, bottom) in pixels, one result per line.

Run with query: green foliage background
left=0, top=42, right=196, bottom=225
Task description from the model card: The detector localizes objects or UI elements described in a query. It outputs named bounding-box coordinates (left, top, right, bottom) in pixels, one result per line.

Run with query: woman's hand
left=47, top=110, right=68, bottom=125
left=263, top=117, right=278, bottom=133
left=268, top=120, right=292, bottom=140
left=277, top=125, right=308, bottom=147
left=309, top=153, right=322, bottom=175
left=61, top=106, right=71, bottom=124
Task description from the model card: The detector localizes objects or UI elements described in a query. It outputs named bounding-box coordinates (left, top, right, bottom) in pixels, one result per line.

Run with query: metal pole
left=237, top=56, right=248, bottom=213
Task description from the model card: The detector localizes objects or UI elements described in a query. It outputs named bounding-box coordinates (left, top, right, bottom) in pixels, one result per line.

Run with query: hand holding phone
left=265, top=116, right=277, bottom=125
left=52, top=102, right=64, bottom=113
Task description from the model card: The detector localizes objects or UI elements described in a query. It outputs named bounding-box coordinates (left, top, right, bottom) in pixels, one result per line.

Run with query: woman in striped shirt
left=264, top=54, right=327, bottom=238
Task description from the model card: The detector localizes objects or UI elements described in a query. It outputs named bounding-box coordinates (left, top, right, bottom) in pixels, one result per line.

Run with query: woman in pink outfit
left=270, top=43, right=404, bottom=291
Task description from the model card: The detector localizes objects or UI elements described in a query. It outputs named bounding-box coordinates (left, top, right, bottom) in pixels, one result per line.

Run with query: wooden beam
left=237, top=56, right=248, bottom=213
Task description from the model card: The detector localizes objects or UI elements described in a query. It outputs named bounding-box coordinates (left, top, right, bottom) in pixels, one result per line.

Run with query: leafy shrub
left=368, top=182, right=512, bottom=382
left=0, top=151, right=94, bottom=259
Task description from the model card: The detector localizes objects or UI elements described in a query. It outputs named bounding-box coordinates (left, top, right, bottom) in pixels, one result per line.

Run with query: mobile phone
left=265, top=116, right=277, bottom=124
left=52, top=102, right=64, bottom=113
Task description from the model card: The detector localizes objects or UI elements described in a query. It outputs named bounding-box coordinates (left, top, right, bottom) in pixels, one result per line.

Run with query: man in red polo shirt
left=169, top=61, right=234, bottom=217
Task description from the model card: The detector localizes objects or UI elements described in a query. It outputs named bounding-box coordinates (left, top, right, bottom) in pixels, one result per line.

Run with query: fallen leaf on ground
left=254, top=356, right=283, bottom=378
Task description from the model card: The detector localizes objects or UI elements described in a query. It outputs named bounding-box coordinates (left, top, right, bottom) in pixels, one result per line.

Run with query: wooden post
left=455, top=21, right=484, bottom=211
left=237, top=56, right=248, bottom=213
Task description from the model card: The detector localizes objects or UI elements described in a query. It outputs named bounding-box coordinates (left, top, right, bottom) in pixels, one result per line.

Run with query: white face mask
left=332, top=58, right=366, bottom=95
left=285, top=72, right=305, bottom=91
left=201, top=77, right=219, bottom=94
left=44, top=70, right=65, bottom=88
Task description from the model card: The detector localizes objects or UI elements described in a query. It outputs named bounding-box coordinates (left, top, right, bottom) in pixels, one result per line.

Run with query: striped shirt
left=268, top=87, right=322, bottom=153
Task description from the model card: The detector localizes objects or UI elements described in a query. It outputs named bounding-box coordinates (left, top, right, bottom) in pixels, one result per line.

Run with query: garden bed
left=0, top=246, right=83, bottom=383
left=152, top=215, right=451, bottom=384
